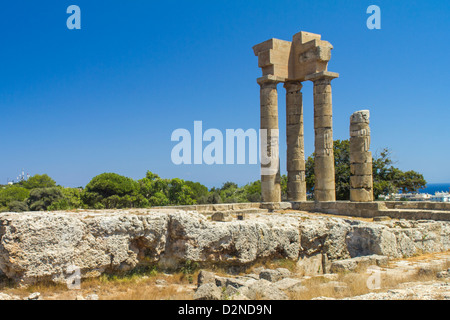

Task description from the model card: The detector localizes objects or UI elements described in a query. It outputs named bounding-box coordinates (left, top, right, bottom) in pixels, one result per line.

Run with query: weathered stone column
left=306, top=71, right=339, bottom=202
left=284, top=81, right=306, bottom=201
left=258, top=77, right=281, bottom=202
left=350, top=110, right=373, bottom=202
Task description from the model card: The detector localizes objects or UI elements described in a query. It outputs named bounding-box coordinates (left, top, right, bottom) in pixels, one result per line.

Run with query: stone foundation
left=155, top=201, right=450, bottom=222
left=1, top=202, right=450, bottom=286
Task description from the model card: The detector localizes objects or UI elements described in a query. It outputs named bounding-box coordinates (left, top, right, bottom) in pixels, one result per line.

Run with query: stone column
left=284, top=81, right=306, bottom=201
left=258, top=77, right=281, bottom=202
left=306, top=72, right=339, bottom=202
left=350, top=110, right=373, bottom=202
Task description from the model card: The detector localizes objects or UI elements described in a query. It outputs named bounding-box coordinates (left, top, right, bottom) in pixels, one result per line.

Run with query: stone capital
left=283, top=81, right=303, bottom=93
left=305, top=71, right=339, bottom=83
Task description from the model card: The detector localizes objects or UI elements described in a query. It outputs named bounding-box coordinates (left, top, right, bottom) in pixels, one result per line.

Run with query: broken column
left=259, top=76, right=281, bottom=202
left=306, top=71, right=339, bottom=202
left=285, top=81, right=306, bottom=201
left=350, top=110, right=373, bottom=202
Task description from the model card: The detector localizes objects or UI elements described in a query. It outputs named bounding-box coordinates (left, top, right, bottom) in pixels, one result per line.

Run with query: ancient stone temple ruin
left=253, top=31, right=339, bottom=202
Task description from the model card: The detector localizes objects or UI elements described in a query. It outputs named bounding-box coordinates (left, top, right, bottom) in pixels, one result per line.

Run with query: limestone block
left=350, top=123, right=370, bottom=132
left=288, top=188, right=307, bottom=202
left=194, top=283, right=222, bottom=300
left=350, top=136, right=371, bottom=153
left=314, top=115, right=333, bottom=129
left=260, top=104, right=279, bottom=117
left=211, top=211, right=232, bottom=222
left=197, top=270, right=216, bottom=287
left=350, top=151, right=372, bottom=164
left=287, top=159, right=306, bottom=171
left=350, top=127, right=370, bottom=138
left=313, top=99, right=333, bottom=114
left=350, top=189, right=373, bottom=202
left=350, top=175, right=373, bottom=189
left=313, top=92, right=332, bottom=106
left=274, top=278, right=303, bottom=292
left=315, top=190, right=336, bottom=202
left=286, top=147, right=305, bottom=160
left=297, top=254, right=325, bottom=276
left=350, top=162, right=373, bottom=176
left=260, top=115, right=279, bottom=129
left=286, top=125, right=303, bottom=140
left=350, top=110, right=370, bottom=124
left=241, top=279, right=288, bottom=300
left=287, top=114, right=301, bottom=125
left=315, top=127, right=333, bottom=145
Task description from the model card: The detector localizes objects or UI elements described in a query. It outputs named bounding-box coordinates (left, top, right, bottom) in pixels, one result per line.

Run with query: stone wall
left=155, top=201, right=450, bottom=222
left=384, top=201, right=450, bottom=211
left=1, top=209, right=450, bottom=286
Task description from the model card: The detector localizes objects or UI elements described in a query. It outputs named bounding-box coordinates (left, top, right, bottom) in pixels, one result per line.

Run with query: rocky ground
left=1, top=209, right=450, bottom=286
left=1, top=209, right=449, bottom=299
left=1, top=249, right=449, bottom=300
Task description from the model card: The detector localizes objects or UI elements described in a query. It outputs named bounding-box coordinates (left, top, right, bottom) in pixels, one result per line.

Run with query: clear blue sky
left=1, top=0, right=449, bottom=188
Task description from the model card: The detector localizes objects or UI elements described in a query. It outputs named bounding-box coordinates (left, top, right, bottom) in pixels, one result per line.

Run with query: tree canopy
left=306, top=141, right=426, bottom=200
left=0, top=144, right=427, bottom=212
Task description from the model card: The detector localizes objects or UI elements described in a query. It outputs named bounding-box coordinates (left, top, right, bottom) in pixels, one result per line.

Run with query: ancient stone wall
left=1, top=209, right=450, bottom=285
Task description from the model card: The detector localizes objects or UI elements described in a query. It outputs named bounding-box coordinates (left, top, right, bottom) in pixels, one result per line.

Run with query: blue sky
left=1, top=0, right=449, bottom=188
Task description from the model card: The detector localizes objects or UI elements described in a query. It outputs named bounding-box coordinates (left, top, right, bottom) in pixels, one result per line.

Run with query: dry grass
left=247, top=258, right=299, bottom=274
left=2, top=251, right=448, bottom=300
left=393, top=250, right=450, bottom=263
left=287, top=261, right=448, bottom=300
left=286, top=272, right=373, bottom=300
left=0, top=268, right=197, bottom=300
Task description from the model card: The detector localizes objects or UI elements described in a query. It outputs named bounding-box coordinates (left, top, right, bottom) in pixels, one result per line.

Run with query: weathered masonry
left=253, top=31, right=339, bottom=202
left=350, top=110, right=374, bottom=202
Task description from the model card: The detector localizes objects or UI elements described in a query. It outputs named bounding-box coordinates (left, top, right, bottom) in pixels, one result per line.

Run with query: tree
left=185, top=181, right=209, bottom=204
left=22, top=174, right=56, bottom=189
left=8, top=200, right=29, bottom=212
left=167, top=178, right=195, bottom=205
left=305, top=140, right=351, bottom=200
left=333, top=140, right=351, bottom=200
left=0, top=185, right=30, bottom=212
left=82, top=173, right=142, bottom=209
left=397, top=171, right=427, bottom=194
left=207, top=187, right=222, bottom=204
left=306, top=141, right=426, bottom=200
left=28, top=187, right=65, bottom=211
left=280, top=175, right=288, bottom=200
left=242, top=180, right=261, bottom=202
left=0, top=185, right=30, bottom=206
left=48, top=187, right=85, bottom=211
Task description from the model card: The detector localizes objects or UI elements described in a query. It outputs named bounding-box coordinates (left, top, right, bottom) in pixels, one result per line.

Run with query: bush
left=0, top=185, right=30, bottom=208
left=83, top=173, right=142, bottom=209
left=8, top=200, right=29, bottom=212
left=28, top=187, right=65, bottom=211
left=21, top=174, right=56, bottom=189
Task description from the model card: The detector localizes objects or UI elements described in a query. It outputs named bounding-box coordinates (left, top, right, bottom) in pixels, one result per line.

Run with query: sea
left=419, top=183, right=450, bottom=194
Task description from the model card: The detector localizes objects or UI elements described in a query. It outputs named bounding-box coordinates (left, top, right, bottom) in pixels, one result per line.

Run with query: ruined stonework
left=350, top=110, right=373, bottom=202
left=253, top=31, right=339, bottom=202
left=285, top=81, right=306, bottom=201
left=1, top=209, right=449, bottom=286
left=259, top=77, right=281, bottom=202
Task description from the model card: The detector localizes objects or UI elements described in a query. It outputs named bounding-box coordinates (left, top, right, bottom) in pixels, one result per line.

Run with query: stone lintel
left=305, top=71, right=339, bottom=82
